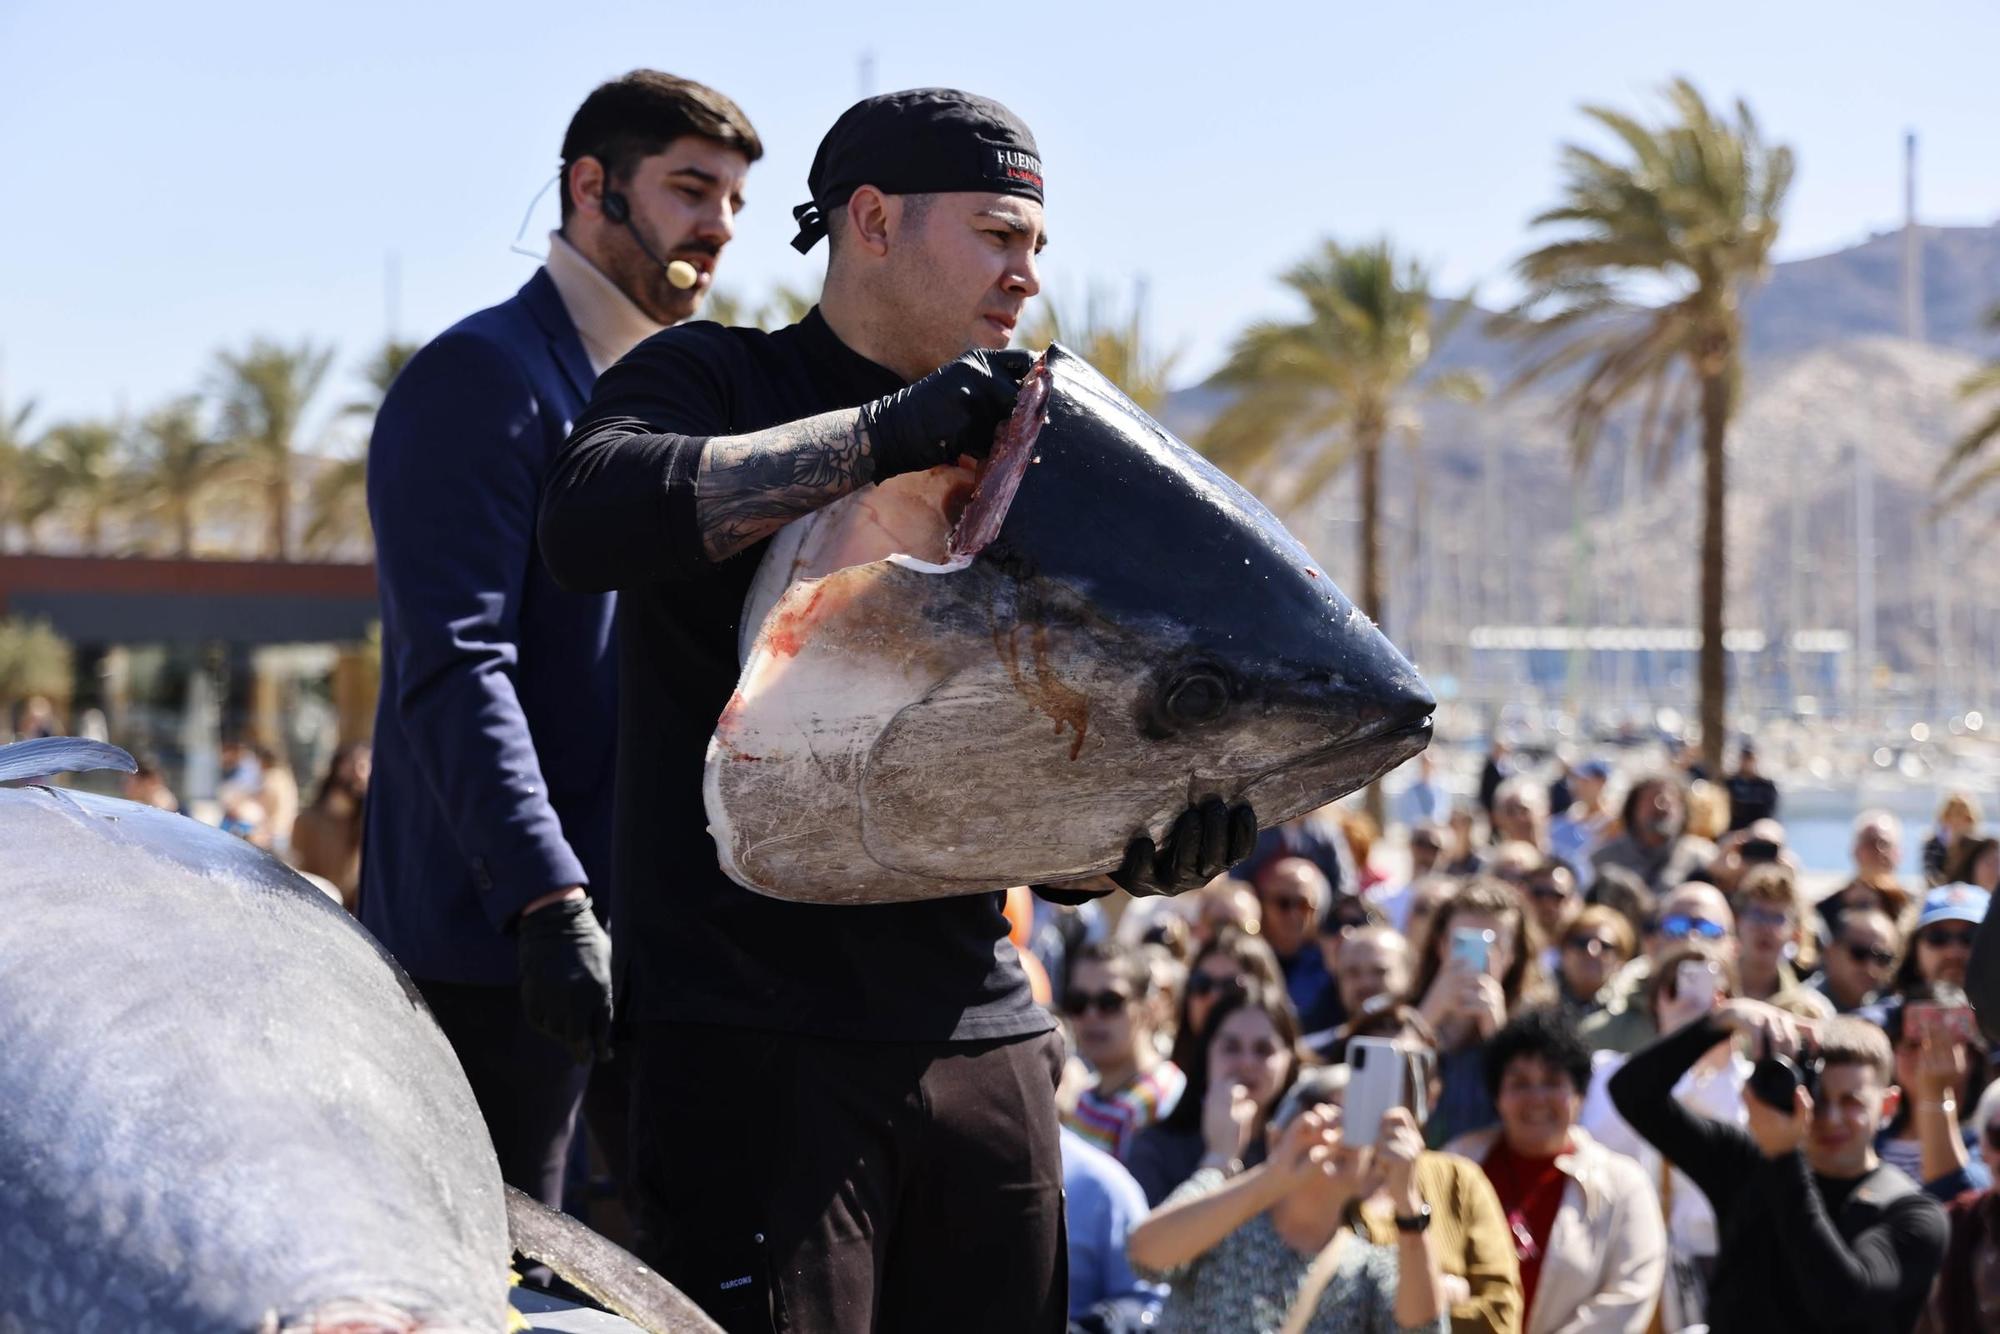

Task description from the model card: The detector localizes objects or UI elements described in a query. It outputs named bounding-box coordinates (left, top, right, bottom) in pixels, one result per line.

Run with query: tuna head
left=707, top=345, right=1434, bottom=904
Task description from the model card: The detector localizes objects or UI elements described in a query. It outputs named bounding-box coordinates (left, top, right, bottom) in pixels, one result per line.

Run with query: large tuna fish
left=0, top=737, right=715, bottom=1334
left=706, top=346, right=1435, bottom=904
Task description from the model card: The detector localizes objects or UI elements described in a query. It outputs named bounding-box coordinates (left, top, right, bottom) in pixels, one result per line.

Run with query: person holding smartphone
left=1343, top=1014, right=1528, bottom=1334
left=1410, top=880, right=1549, bottom=1145
left=1128, top=1099, right=1448, bottom=1333
left=1876, top=984, right=1992, bottom=1201
left=1608, top=999, right=1948, bottom=1333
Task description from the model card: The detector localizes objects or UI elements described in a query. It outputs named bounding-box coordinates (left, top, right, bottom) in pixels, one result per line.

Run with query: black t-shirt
left=538, top=309, right=1047, bottom=1044
left=1725, top=773, right=1779, bottom=830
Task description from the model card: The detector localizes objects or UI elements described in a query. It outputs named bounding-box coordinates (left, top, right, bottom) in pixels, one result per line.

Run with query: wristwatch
left=1394, top=1203, right=1433, bottom=1233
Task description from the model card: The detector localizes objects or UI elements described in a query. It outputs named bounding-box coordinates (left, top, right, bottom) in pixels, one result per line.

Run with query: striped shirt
left=1066, top=1061, right=1187, bottom=1162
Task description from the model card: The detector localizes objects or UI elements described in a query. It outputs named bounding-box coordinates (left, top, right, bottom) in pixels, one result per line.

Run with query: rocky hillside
left=1156, top=224, right=2000, bottom=692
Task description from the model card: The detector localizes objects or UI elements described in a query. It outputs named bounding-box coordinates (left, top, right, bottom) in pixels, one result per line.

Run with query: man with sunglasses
left=1520, top=856, right=1579, bottom=964
left=1732, top=862, right=1835, bottom=1018
left=1903, top=883, right=1988, bottom=991
left=1816, top=907, right=1903, bottom=1015
left=1583, top=883, right=1738, bottom=1054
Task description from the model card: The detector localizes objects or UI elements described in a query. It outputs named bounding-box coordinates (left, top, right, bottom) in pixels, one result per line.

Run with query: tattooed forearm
left=694, top=408, right=876, bottom=562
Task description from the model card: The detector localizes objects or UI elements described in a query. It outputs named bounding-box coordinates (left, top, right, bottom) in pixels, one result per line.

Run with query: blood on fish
left=764, top=584, right=831, bottom=658
left=991, top=619, right=1090, bottom=761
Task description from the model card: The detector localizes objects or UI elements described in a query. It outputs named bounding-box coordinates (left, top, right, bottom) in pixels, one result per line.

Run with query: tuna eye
left=1165, top=670, right=1230, bottom=726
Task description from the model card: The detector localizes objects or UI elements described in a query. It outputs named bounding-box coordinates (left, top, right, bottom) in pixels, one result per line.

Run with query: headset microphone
left=602, top=190, right=699, bottom=290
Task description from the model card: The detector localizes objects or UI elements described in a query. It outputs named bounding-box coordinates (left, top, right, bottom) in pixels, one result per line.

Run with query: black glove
left=516, top=896, right=613, bottom=1064
left=857, top=348, right=1036, bottom=479
left=1111, top=797, right=1258, bottom=898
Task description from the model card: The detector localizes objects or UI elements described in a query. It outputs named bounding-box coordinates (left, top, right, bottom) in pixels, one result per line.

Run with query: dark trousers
left=417, top=979, right=590, bottom=1210
left=628, top=1022, right=1068, bottom=1334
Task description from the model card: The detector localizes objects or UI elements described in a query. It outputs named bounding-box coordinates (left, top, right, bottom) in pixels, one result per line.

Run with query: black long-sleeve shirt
left=1608, top=1015, right=1947, bottom=1334
left=536, top=309, right=1045, bottom=1044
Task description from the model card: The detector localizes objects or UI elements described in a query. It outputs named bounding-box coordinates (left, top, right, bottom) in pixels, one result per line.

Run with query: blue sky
left=4, top=0, right=1997, bottom=432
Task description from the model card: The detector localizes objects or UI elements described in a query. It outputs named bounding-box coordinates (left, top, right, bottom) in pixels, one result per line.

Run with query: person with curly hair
left=1450, top=1008, right=1664, bottom=1333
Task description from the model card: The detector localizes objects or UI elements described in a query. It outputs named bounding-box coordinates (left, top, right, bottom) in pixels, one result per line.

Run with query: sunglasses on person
left=1268, top=895, right=1314, bottom=915
left=1563, top=934, right=1619, bottom=958
left=1063, top=989, right=1134, bottom=1017
left=1186, top=972, right=1249, bottom=1000
left=1528, top=880, right=1570, bottom=903
left=1922, top=926, right=1978, bottom=950
left=1656, top=914, right=1728, bottom=942
left=1740, top=905, right=1794, bottom=930
left=1841, top=939, right=1897, bottom=969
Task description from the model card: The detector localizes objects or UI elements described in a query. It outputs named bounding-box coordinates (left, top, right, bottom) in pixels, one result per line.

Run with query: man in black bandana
left=539, top=89, right=1248, bottom=1332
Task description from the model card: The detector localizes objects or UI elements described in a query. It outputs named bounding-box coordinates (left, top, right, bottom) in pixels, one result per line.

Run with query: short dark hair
left=826, top=190, right=936, bottom=254
left=1482, top=1006, right=1592, bottom=1103
left=1069, top=940, right=1150, bottom=999
left=559, top=71, right=763, bottom=222
left=1817, top=1015, right=1894, bottom=1084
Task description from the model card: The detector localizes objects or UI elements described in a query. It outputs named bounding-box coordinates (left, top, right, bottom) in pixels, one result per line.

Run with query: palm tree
left=1498, top=78, right=1793, bottom=772
left=125, top=397, right=241, bottom=557
left=300, top=338, right=419, bottom=557
left=0, top=397, right=34, bottom=553
left=1936, top=303, right=2000, bottom=504
left=36, top=420, right=125, bottom=554
left=1026, top=283, right=1181, bottom=416
left=0, top=616, right=72, bottom=702
left=706, top=281, right=821, bottom=332
left=213, top=338, right=335, bottom=561
left=1200, top=239, right=1476, bottom=635
left=344, top=339, right=419, bottom=418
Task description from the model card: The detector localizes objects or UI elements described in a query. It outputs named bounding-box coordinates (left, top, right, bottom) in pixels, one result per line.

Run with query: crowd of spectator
left=1043, top=747, right=2000, bottom=1334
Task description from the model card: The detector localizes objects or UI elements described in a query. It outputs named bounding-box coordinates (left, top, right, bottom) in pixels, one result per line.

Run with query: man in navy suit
left=361, top=71, right=761, bottom=1212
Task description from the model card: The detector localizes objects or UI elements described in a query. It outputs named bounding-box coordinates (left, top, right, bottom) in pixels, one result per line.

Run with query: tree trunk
left=1698, top=365, right=1731, bottom=775
left=269, top=467, right=290, bottom=561
left=1359, top=421, right=1385, bottom=628
left=1359, top=416, right=1388, bottom=830
left=176, top=498, right=194, bottom=558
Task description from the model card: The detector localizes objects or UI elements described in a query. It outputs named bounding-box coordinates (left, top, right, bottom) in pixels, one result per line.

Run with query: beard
left=601, top=222, right=707, bottom=326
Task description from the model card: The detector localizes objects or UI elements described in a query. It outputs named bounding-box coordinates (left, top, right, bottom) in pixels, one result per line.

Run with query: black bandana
left=789, top=87, right=1043, bottom=253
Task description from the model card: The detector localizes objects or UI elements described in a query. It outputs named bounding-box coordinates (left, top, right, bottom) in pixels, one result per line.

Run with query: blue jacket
left=360, top=269, right=617, bottom=985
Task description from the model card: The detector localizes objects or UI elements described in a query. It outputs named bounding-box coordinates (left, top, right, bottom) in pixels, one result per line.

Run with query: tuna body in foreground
left=0, top=752, right=509, bottom=1331
left=707, top=345, right=1436, bottom=904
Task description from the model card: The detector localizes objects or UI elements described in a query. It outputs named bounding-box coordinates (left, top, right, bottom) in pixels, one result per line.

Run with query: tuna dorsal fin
left=503, top=1185, right=723, bottom=1333
left=0, top=737, right=138, bottom=784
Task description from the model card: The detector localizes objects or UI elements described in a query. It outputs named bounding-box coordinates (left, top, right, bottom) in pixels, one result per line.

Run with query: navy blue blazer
left=360, top=269, right=617, bottom=985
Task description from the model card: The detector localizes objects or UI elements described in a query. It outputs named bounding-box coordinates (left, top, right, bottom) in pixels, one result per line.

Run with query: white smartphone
left=1677, top=959, right=1720, bottom=1012
left=1343, top=1036, right=1404, bottom=1149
